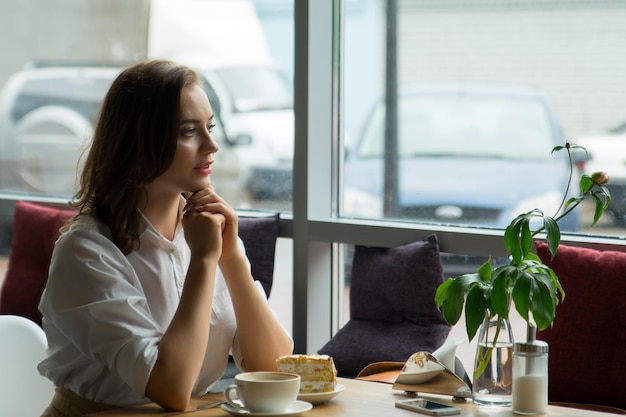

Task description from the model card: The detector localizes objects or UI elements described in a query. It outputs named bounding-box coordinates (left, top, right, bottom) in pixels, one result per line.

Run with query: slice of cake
left=277, top=354, right=337, bottom=393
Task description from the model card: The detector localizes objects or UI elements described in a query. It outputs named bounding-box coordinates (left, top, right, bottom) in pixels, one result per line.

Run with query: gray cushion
left=318, top=234, right=451, bottom=377
left=238, top=214, right=280, bottom=298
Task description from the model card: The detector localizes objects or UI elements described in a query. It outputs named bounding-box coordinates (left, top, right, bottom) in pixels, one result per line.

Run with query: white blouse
left=38, top=213, right=266, bottom=406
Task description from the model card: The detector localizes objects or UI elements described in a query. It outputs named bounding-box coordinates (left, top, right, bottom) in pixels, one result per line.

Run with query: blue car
left=343, top=83, right=586, bottom=232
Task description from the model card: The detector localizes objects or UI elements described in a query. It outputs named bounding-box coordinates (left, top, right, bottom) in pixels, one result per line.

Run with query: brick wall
left=389, top=0, right=626, bottom=139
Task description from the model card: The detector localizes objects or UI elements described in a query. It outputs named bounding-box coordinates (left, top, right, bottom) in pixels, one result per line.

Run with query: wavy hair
left=70, top=60, right=200, bottom=254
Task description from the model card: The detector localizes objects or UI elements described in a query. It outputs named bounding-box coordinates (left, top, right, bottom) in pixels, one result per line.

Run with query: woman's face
left=150, top=83, right=219, bottom=197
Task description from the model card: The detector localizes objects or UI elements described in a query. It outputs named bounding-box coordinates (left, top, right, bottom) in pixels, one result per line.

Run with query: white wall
left=396, top=0, right=626, bottom=139
left=148, top=0, right=272, bottom=63
left=0, top=0, right=149, bottom=85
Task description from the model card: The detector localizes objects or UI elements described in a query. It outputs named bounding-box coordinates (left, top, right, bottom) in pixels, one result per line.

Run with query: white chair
left=0, top=315, right=55, bottom=417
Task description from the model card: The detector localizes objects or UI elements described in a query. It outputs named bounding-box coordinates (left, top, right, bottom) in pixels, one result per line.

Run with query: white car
left=343, top=83, right=586, bottom=230
left=185, top=56, right=294, bottom=201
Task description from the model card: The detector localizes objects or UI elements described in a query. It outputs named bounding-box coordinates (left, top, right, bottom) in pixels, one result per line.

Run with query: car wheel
left=10, top=105, right=92, bottom=195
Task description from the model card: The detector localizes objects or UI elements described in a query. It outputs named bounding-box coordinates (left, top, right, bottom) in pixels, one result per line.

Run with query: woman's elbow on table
left=145, top=372, right=194, bottom=411
left=145, top=387, right=191, bottom=412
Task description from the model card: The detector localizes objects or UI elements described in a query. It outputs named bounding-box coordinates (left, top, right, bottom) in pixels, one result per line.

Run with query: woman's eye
left=208, top=123, right=216, bottom=133
left=182, top=128, right=196, bottom=137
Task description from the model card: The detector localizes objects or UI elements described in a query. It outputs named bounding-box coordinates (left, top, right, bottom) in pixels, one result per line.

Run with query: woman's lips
left=194, top=162, right=212, bottom=175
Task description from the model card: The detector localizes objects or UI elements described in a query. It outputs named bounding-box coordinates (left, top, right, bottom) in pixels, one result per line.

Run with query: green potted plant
left=434, top=143, right=611, bottom=405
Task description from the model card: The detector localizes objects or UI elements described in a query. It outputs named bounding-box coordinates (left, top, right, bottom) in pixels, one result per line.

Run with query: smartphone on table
left=395, top=398, right=461, bottom=416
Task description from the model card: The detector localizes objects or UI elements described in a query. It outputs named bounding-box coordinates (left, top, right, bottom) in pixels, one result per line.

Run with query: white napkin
left=432, top=337, right=465, bottom=373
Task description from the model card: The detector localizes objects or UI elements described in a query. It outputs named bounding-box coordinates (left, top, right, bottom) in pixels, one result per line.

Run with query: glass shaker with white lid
left=512, top=325, right=549, bottom=415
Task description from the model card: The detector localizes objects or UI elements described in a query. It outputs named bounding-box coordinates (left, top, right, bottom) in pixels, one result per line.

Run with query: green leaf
left=465, top=285, right=488, bottom=342
left=591, top=193, right=609, bottom=226
left=490, top=269, right=512, bottom=317
left=434, top=278, right=464, bottom=325
left=534, top=265, right=565, bottom=305
left=435, top=273, right=483, bottom=325
left=505, top=220, right=524, bottom=264
left=523, top=252, right=543, bottom=263
left=532, top=272, right=557, bottom=305
left=530, top=282, right=557, bottom=330
left=551, top=145, right=564, bottom=154
left=601, top=185, right=612, bottom=203
left=579, top=175, right=593, bottom=193
left=434, top=278, right=453, bottom=307
left=543, top=216, right=560, bottom=258
left=520, top=220, right=532, bottom=258
left=564, top=195, right=582, bottom=210
left=476, top=259, right=494, bottom=282
left=512, top=273, right=533, bottom=322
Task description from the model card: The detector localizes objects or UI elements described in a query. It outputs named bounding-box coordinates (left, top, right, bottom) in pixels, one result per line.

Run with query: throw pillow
left=535, top=241, right=626, bottom=409
left=318, top=234, right=451, bottom=377
left=0, top=201, right=75, bottom=326
left=238, top=214, right=280, bottom=298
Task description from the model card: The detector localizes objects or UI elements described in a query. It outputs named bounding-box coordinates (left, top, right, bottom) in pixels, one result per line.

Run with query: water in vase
left=472, top=341, right=513, bottom=406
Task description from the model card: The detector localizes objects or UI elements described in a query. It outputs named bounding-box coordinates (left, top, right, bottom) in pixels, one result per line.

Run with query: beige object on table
left=357, top=352, right=471, bottom=399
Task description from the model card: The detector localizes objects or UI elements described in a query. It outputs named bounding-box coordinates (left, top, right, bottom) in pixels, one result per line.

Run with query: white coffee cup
left=224, top=371, right=301, bottom=413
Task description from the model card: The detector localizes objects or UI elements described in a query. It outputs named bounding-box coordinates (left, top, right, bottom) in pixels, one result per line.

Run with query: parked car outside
left=0, top=59, right=294, bottom=250
left=181, top=56, right=294, bottom=201
left=342, top=82, right=586, bottom=232
left=0, top=64, right=118, bottom=202
left=576, top=128, right=626, bottom=225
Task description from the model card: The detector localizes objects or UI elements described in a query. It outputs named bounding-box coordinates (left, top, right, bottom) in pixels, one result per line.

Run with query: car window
left=214, top=67, right=293, bottom=112
left=11, top=76, right=112, bottom=124
left=358, top=94, right=555, bottom=161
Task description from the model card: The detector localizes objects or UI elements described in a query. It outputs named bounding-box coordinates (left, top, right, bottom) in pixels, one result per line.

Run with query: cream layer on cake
left=277, top=354, right=337, bottom=393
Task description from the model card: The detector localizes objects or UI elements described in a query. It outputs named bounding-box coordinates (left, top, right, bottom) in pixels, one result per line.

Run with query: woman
left=38, top=60, right=293, bottom=416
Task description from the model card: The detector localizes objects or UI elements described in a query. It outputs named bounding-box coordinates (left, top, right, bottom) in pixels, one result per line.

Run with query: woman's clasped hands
left=182, top=186, right=239, bottom=262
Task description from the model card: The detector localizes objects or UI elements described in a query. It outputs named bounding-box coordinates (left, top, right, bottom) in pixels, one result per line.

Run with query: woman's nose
left=202, top=132, right=219, bottom=154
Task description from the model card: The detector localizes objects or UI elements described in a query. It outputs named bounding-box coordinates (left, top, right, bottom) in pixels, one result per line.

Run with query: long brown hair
left=70, top=60, right=200, bottom=254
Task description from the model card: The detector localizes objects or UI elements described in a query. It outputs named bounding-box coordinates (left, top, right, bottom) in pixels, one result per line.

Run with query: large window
left=2, top=0, right=626, bottom=368
left=340, top=0, right=626, bottom=232
left=293, top=0, right=626, bottom=359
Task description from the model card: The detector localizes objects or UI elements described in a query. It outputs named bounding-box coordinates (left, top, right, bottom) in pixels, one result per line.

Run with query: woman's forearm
left=220, top=255, right=293, bottom=371
left=145, top=256, right=218, bottom=410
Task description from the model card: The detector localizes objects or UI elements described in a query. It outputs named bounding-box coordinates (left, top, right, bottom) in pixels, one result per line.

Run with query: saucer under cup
left=221, top=400, right=312, bottom=417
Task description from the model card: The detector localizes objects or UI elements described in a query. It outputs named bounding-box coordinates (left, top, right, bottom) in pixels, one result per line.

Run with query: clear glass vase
left=472, top=316, right=514, bottom=406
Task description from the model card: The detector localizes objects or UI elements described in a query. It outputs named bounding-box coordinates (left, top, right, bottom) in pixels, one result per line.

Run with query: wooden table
left=86, top=377, right=619, bottom=416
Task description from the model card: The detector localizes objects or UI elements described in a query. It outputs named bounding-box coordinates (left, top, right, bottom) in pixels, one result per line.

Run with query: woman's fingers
left=184, top=187, right=223, bottom=208
left=182, top=186, right=239, bottom=260
left=184, top=187, right=235, bottom=222
left=183, top=209, right=225, bottom=232
left=182, top=210, right=226, bottom=258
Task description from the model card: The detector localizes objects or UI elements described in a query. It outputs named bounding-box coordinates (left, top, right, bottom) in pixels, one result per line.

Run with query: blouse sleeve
left=39, top=224, right=161, bottom=395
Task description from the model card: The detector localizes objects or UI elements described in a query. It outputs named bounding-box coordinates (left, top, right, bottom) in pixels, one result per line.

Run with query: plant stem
left=530, top=199, right=581, bottom=238
left=552, top=145, right=575, bottom=218
left=532, top=146, right=579, bottom=238
left=474, top=317, right=504, bottom=379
